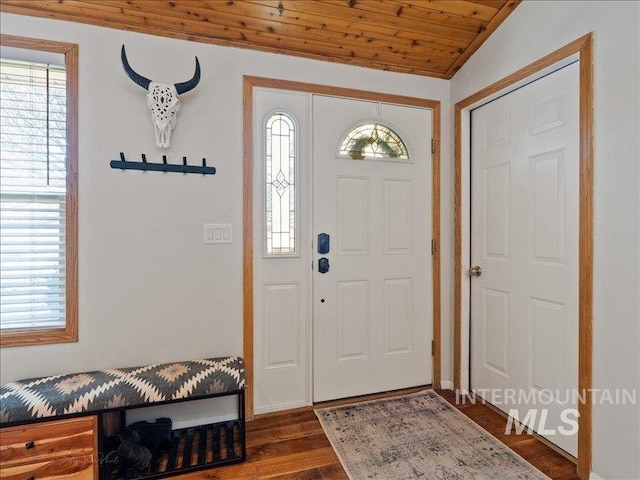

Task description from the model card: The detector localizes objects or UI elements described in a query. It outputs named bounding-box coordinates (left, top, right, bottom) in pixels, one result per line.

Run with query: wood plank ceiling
left=0, top=1, right=521, bottom=79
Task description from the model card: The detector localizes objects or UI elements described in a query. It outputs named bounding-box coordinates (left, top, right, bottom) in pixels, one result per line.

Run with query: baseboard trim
left=254, top=400, right=311, bottom=416
left=589, top=473, right=604, bottom=480
left=440, top=380, right=454, bottom=390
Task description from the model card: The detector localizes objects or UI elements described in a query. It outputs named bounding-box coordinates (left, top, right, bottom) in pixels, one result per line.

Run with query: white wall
left=0, top=13, right=450, bottom=409
left=6, top=6, right=637, bottom=477
left=450, top=2, right=640, bottom=479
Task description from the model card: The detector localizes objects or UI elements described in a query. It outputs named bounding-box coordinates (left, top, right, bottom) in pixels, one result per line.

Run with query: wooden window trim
left=453, top=34, right=593, bottom=479
left=0, top=35, right=79, bottom=348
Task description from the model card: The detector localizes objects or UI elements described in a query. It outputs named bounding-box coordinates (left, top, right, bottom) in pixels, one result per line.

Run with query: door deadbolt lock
left=317, top=233, right=330, bottom=255
left=469, top=265, right=482, bottom=277
left=318, top=257, right=330, bottom=274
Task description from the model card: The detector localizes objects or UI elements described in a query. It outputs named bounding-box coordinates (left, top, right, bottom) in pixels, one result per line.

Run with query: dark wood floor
left=181, top=388, right=578, bottom=480
left=437, top=390, right=579, bottom=480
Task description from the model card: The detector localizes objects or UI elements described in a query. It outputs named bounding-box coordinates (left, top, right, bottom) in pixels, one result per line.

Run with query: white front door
left=470, top=62, right=579, bottom=455
left=312, top=96, right=433, bottom=402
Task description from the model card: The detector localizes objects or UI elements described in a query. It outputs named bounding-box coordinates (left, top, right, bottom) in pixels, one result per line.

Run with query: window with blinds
left=0, top=58, right=68, bottom=332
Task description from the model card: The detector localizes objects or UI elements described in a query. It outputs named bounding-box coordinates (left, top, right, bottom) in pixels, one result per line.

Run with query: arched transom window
left=265, top=112, right=296, bottom=255
left=339, top=123, right=409, bottom=160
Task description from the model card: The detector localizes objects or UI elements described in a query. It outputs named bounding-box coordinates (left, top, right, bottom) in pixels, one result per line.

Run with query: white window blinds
left=0, top=58, right=68, bottom=331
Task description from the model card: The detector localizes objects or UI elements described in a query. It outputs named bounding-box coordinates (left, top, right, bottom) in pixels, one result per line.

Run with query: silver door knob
left=469, top=266, right=482, bottom=277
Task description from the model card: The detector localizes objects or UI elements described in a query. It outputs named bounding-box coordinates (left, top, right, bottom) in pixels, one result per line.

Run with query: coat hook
left=110, top=154, right=215, bottom=175
left=278, top=3, right=284, bottom=16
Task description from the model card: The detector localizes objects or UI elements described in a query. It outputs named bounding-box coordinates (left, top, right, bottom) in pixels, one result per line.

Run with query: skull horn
left=174, top=57, right=201, bottom=95
left=121, top=45, right=151, bottom=90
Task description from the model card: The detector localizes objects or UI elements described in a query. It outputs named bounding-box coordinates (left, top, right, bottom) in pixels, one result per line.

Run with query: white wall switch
left=204, top=224, right=233, bottom=244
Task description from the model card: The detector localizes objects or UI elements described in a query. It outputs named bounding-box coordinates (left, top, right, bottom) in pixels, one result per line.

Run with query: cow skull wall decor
left=121, top=45, right=201, bottom=148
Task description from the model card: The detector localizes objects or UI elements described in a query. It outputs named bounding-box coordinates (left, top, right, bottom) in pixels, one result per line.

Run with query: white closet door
left=471, top=63, right=579, bottom=455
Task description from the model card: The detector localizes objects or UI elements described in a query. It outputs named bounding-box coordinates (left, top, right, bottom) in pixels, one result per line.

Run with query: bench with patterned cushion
left=0, top=356, right=246, bottom=426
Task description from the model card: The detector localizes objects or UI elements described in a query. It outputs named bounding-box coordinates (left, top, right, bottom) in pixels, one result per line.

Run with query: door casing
left=453, top=34, right=593, bottom=479
left=243, top=76, right=442, bottom=420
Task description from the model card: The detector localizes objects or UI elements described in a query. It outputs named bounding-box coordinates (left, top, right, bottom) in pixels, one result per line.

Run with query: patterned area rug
left=315, top=390, right=550, bottom=480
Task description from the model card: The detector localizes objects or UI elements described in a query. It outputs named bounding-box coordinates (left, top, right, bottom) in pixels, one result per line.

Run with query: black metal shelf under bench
left=110, top=152, right=216, bottom=175
left=103, top=419, right=244, bottom=480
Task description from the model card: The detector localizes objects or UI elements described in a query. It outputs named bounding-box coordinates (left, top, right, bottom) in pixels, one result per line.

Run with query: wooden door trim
left=244, top=76, right=442, bottom=420
left=453, top=33, right=593, bottom=479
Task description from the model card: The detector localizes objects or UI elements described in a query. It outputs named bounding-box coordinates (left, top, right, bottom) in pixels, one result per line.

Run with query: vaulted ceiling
left=0, top=1, right=521, bottom=79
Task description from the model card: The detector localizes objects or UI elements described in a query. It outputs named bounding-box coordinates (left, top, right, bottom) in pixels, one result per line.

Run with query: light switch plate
left=204, top=224, right=232, bottom=244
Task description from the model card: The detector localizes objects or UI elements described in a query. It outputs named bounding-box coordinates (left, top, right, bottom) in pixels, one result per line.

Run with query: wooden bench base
left=0, top=416, right=98, bottom=480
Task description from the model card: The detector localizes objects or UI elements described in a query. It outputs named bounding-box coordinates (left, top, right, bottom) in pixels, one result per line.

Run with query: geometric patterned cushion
left=0, top=356, right=245, bottom=426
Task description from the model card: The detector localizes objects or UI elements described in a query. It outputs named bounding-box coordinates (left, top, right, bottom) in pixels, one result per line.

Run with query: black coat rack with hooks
left=110, top=152, right=216, bottom=175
